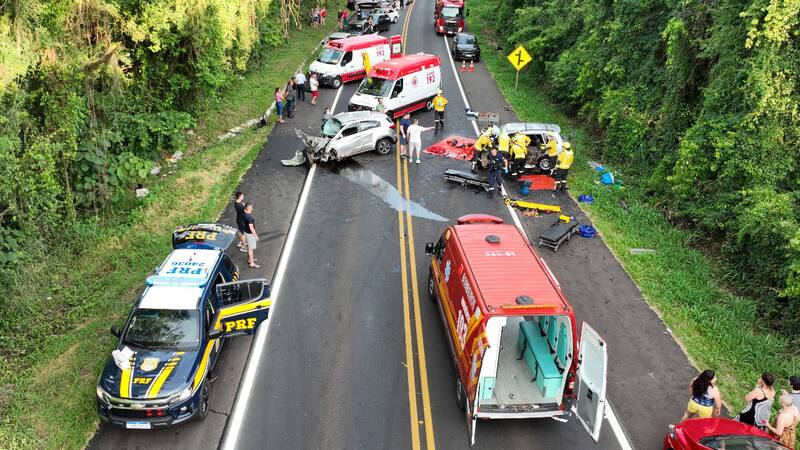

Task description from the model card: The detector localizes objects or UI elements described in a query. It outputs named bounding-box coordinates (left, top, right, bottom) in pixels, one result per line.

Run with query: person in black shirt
left=234, top=192, right=247, bottom=252
left=243, top=203, right=259, bottom=269
left=486, top=147, right=508, bottom=199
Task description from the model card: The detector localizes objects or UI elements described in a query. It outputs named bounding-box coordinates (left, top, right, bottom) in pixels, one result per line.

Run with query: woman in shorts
left=681, top=369, right=722, bottom=420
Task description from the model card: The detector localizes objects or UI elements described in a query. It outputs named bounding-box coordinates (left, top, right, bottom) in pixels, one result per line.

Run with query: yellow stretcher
left=503, top=197, right=562, bottom=214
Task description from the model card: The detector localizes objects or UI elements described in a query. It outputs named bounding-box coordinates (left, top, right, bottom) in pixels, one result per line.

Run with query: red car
left=664, top=418, right=790, bottom=449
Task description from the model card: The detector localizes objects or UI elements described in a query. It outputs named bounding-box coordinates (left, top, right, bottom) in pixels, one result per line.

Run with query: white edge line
left=605, top=401, right=634, bottom=450
left=443, top=35, right=635, bottom=450
left=221, top=85, right=343, bottom=450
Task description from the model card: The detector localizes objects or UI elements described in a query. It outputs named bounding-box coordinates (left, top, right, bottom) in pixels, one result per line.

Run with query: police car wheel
left=428, top=273, right=436, bottom=302
left=375, top=138, right=392, bottom=155
left=456, top=377, right=466, bottom=410
left=195, top=384, right=210, bottom=422
left=332, top=77, right=342, bottom=89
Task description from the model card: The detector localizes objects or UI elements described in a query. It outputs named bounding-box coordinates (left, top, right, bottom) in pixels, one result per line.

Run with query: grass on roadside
left=0, top=15, right=339, bottom=449
left=198, top=24, right=334, bottom=143
left=467, top=0, right=800, bottom=413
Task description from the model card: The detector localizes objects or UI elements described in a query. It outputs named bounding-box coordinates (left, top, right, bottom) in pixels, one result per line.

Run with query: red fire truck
left=434, top=0, right=465, bottom=35
left=425, top=214, right=609, bottom=445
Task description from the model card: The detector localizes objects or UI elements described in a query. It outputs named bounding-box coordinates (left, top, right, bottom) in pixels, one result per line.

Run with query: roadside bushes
left=486, top=0, right=800, bottom=335
left=0, top=0, right=307, bottom=267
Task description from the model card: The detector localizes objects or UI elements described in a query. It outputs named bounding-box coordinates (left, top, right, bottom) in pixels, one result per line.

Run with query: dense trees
left=0, top=0, right=312, bottom=266
left=489, top=0, right=799, bottom=332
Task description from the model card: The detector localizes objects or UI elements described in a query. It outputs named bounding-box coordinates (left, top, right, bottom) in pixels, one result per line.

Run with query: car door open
left=214, top=279, right=271, bottom=338
left=574, top=321, right=608, bottom=441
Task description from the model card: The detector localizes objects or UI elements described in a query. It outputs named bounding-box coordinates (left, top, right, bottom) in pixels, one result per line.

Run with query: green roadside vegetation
left=0, top=13, right=337, bottom=450
left=468, top=0, right=800, bottom=413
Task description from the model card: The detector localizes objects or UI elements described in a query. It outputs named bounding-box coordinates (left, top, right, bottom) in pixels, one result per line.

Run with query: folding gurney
left=443, top=169, right=489, bottom=191
left=538, top=218, right=580, bottom=252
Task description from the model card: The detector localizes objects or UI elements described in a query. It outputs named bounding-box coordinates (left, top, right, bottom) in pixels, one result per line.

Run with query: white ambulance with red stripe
left=348, top=53, right=441, bottom=118
left=309, top=34, right=402, bottom=89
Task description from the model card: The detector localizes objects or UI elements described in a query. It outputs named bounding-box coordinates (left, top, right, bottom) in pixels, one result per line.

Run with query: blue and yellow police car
left=96, top=224, right=271, bottom=429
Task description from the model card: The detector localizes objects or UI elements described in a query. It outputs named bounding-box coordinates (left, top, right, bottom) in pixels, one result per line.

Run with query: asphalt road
left=89, top=1, right=700, bottom=448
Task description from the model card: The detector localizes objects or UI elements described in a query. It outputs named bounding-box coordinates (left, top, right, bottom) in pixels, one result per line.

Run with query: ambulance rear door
left=573, top=321, right=608, bottom=441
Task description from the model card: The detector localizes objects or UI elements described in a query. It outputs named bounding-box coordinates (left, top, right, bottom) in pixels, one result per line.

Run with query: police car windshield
left=358, top=77, right=393, bottom=97
left=124, top=309, right=200, bottom=350
left=441, top=6, right=461, bottom=18
left=318, top=48, right=343, bottom=64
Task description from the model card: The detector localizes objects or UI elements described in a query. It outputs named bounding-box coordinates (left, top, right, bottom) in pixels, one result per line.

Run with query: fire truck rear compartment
left=478, top=316, right=571, bottom=410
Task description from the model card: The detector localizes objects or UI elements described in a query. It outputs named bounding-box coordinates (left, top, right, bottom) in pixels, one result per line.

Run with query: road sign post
left=506, top=45, right=532, bottom=90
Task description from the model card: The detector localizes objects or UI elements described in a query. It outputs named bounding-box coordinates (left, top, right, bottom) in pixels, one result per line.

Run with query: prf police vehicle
left=96, top=224, right=270, bottom=429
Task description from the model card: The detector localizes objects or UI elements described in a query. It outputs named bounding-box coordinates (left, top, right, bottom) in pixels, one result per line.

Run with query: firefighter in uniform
left=510, top=139, right=527, bottom=176
left=486, top=146, right=508, bottom=198
left=512, top=131, right=531, bottom=150
left=471, top=127, right=495, bottom=171
left=554, top=141, right=574, bottom=192
left=543, top=132, right=559, bottom=174
left=497, top=130, right=511, bottom=159
left=432, top=90, right=448, bottom=133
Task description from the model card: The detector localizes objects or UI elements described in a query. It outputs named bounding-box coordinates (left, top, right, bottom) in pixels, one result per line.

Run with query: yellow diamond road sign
left=507, top=45, right=532, bottom=71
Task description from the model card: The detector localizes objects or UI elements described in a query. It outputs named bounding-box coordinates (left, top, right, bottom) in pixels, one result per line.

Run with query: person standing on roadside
left=763, top=394, right=800, bottom=448
left=406, top=119, right=434, bottom=164
left=320, top=7, right=327, bottom=26
left=234, top=192, right=247, bottom=252
left=285, top=78, right=296, bottom=119
left=295, top=70, right=307, bottom=102
left=681, top=369, right=722, bottom=420
left=310, top=73, right=320, bottom=105
left=399, top=113, right=412, bottom=158
left=737, top=372, right=776, bottom=427
left=789, top=376, right=800, bottom=406
left=342, top=8, right=350, bottom=29
left=243, top=203, right=260, bottom=269
left=337, top=9, right=344, bottom=29
left=274, top=87, right=285, bottom=123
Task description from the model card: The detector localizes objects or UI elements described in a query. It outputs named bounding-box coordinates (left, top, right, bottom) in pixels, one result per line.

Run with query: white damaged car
left=284, top=111, right=397, bottom=165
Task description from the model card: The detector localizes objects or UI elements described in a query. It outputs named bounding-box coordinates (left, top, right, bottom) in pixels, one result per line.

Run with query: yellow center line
left=402, top=159, right=437, bottom=449
left=397, top=124, right=421, bottom=450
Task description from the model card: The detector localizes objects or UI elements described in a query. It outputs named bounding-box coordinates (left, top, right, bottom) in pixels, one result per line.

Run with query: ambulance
left=310, top=34, right=402, bottom=89
left=425, top=214, right=608, bottom=445
left=348, top=53, right=441, bottom=118
left=434, top=0, right=465, bottom=35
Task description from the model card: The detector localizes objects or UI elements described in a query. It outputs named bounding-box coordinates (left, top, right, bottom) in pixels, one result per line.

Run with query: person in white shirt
left=295, top=71, right=307, bottom=102
left=406, top=119, right=434, bottom=164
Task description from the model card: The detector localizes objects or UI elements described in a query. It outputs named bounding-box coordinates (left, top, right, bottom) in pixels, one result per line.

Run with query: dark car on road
left=664, top=418, right=788, bottom=449
left=451, top=32, right=480, bottom=62
left=345, top=13, right=392, bottom=36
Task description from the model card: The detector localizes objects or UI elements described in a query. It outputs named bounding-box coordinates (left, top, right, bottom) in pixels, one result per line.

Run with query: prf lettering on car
left=224, top=317, right=258, bottom=333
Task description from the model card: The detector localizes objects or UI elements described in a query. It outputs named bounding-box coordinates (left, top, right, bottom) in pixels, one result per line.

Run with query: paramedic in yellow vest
left=543, top=132, right=559, bottom=174
left=432, top=89, right=448, bottom=133
left=509, top=139, right=527, bottom=176
left=554, top=142, right=574, bottom=192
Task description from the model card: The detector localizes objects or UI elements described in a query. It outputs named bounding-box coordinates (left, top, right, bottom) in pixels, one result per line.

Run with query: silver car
left=500, top=122, right=563, bottom=171
left=296, top=111, right=397, bottom=163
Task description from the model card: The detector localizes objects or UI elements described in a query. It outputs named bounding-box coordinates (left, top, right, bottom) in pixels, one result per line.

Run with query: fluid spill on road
left=333, top=162, right=449, bottom=222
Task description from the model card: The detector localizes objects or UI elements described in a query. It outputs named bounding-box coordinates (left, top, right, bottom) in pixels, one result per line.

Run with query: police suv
left=95, top=224, right=270, bottom=429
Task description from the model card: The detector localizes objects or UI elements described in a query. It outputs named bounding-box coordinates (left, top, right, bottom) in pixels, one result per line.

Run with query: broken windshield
left=322, top=117, right=343, bottom=137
